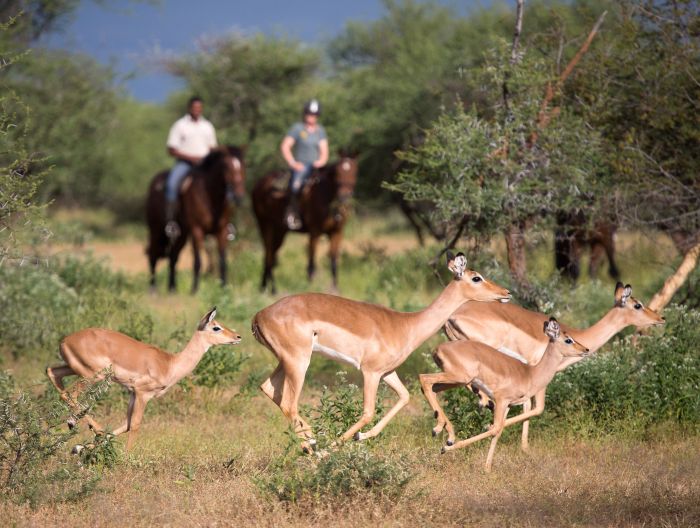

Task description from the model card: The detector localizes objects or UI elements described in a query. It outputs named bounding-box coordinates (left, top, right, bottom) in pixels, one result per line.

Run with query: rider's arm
left=281, top=135, right=304, bottom=170
left=168, top=146, right=201, bottom=165
left=313, top=138, right=329, bottom=168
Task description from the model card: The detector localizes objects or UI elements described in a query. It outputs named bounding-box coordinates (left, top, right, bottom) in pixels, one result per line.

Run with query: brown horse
left=146, top=145, right=246, bottom=293
left=554, top=209, right=620, bottom=281
left=251, top=155, right=358, bottom=294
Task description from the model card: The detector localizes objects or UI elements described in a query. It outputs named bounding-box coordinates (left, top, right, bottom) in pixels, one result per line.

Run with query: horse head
left=333, top=150, right=358, bottom=205
left=199, top=146, right=246, bottom=205
left=225, top=145, right=247, bottom=204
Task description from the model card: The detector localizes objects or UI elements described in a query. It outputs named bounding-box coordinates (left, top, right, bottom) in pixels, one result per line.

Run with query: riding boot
left=286, top=193, right=302, bottom=230
left=164, top=201, right=181, bottom=239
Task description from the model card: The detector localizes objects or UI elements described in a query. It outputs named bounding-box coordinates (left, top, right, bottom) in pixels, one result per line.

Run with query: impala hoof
left=67, top=417, right=77, bottom=430
left=432, top=429, right=438, bottom=437
left=446, top=439, right=454, bottom=446
left=353, top=432, right=363, bottom=441
left=440, top=446, right=447, bottom=454
left=71, top=444, right=84, bottom=455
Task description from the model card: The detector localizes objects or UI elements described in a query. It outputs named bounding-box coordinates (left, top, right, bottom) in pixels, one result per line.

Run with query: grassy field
left=1, top=207, right=698, bottom=527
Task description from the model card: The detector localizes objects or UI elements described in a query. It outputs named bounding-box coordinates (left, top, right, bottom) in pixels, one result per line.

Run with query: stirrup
left=165, top=220, right=181, bottom=239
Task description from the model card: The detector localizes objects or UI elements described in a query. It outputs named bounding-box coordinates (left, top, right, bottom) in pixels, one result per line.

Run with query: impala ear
left=198, top=307, right=217, bottom=330
left=543, top=317, right=560, bottom=341
left=614, top=282, right=632, bottom=307
left=447, top=251, right=467, bottom=279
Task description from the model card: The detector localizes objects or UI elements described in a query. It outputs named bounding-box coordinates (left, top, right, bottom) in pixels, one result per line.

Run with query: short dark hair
left=188, top=96, right=203, bottom=108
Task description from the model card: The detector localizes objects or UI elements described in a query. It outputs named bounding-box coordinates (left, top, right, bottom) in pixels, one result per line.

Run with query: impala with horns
left=47, top=308, right=241, bottom=451
left=252, top=251, right=511, bottom=451
left=435, top=282, right=664, bottom=449
left=421, top=318, right=589, bottom=471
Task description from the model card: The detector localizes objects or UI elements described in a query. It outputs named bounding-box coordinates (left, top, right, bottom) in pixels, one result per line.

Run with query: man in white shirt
left=164, top=96, right=217, bottom=238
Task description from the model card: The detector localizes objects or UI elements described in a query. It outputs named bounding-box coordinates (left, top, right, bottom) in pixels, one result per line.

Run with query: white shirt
left=166, top=114, right=217, bottom=158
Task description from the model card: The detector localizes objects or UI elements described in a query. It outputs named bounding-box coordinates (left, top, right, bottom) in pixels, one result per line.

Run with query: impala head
left=544, top=317, right=590, bottom=357
left=197, top=307, right=242, bottom=345
left=446, top=251, right=511, bottom=303
left=613, top=282, right=665, bottom=327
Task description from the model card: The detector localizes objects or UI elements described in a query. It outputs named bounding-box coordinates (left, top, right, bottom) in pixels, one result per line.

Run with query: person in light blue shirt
left=280, top=99, right=329, bottom=230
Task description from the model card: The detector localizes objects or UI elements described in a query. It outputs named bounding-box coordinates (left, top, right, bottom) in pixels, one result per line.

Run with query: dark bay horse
left=554, top=209, right=620, bottom=282
left=146, top=146, right=246, bottom=293
left=251, top=155, right=358, bottom=294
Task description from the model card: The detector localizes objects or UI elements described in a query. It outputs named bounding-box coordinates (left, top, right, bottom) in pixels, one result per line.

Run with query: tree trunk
left=505, top=222, right=529, bottom=287
left=648, top=239, right=700, bottom=312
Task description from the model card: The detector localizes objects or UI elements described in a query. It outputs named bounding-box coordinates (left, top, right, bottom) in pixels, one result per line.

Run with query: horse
left=251, top=154, right=358, bottom=294
left=554, top=209, right=620, bottom=282
left=146, top=145, right=246, bottom=293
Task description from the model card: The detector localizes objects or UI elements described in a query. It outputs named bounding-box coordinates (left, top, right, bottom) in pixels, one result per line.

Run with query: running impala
left=432, top=282, right=664, bottom=449
left=47, top=308, right=241, bottom=451
left=421, top=318, right=590, bottom=471
left=252, top=252, right=511, bottom=451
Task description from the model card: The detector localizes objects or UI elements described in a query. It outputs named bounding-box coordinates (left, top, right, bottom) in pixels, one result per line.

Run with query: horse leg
left=148, top=245, right=158, bottom=293
left=328, top=230, right=343, bottom=293
left=217, top=228, right=228, bottom=286
left=191, top=226, right=204, bottom=294
left=267, top=230, right=285, bottom=295
left=307, top=233, right=320, bottom=282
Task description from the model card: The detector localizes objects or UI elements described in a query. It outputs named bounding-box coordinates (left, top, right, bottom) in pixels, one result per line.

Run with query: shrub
left=0, top=371, right=111, bottom=506
left=188, top=347, right=248, bottom=388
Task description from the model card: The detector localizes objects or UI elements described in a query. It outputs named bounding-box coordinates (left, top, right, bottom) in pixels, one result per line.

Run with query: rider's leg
left=287, top=164, right=312, bottom=229
left=165, top=161, right=191, bottom=237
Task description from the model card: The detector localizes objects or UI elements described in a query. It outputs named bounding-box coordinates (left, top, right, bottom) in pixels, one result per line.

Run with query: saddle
left=270, top=171, right=319, bottom=195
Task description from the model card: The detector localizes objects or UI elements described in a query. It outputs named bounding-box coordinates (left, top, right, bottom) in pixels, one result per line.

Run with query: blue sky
left=45, top=0, right=474, bottom=103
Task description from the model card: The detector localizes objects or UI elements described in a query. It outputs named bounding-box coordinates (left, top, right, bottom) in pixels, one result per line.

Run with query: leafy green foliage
left=257, top=378, right=410, bottom=503
left=189, top=347, right=248, bottom=388
left=0, top=371, right=111, bottom=506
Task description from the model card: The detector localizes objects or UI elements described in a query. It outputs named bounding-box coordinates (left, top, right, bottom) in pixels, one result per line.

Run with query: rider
left=164, top=96, right=217, bottom=238
left=280, top=99, right=329, bottom=230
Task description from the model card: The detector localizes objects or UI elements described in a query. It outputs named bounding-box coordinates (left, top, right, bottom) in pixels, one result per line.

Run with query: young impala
left=47, top=308, right=241, bottom=451
left=421, top=318, right=589, bottom=471
left=435, top=282, right=664, bottom=448
left=252, top=252, right=511, bottom=451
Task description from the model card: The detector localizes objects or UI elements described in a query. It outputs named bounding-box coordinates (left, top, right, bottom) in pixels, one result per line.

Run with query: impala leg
left=47, top=365, right=103, bottom=432
left=503, top=389, right=546, bottom=433
left=342, top=371, right=380, bottom=442
left=357, top=371, right=410, bottom=441
left=520, top=398, right=531, bottom=451
left=419, top=372, right=461, bottom=445
left=260, top=362, right=314, bottom=449
left=484, top=401, right=509, bottom=472
left=111, top=391, right=136, bottom=436
left=125, top=393, right=148, bottom=452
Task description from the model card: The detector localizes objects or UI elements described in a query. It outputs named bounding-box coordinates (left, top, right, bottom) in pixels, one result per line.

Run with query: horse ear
left=544, top=317, right=560, bottom=340
left=198, top=307, right=217, bottom=330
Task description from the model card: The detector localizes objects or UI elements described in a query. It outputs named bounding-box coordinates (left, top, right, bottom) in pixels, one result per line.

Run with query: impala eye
left=565, top=338, right=573, bottom=344
left=472, top=276, right=482, bottom=283
left=634, top=303, right=642, bottom=310
left=212, top=326, right=222, bottom=332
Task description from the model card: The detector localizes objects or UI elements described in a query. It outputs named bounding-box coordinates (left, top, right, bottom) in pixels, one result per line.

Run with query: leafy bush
left=257, top=373, right=411, bottom=502
left=0, top=371, right=111, bottom=506
left=0, top=257, right=154, bottom=359
left=189, top=347, right=248, bottom=388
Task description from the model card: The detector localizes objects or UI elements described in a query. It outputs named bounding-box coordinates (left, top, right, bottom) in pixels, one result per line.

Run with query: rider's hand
left=291, top=161, right=305, bottom=171
left=312, top=160, right=325, bottom=168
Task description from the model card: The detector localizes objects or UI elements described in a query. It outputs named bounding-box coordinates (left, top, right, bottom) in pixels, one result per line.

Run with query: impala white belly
left=311, top=334, right=360, bottom=370
left=497, top=345, right=529, bottom=364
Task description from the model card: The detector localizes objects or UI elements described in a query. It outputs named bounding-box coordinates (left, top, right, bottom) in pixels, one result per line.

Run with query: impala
left=252, top=252, right=511, bottom=451
left=421, top=318, right=589, bottom=471
left=434, top=282, right=664, bottom=448
left=47, top=308, right=241, bottom=451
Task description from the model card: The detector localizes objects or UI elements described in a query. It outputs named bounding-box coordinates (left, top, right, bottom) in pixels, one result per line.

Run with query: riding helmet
left=303, top=99, right=321, bottom=116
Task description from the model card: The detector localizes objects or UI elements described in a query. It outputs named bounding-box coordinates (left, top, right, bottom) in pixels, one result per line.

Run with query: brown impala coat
left=253, top=252, right=511, bottom=449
